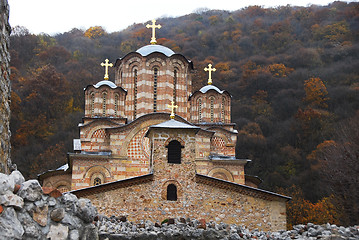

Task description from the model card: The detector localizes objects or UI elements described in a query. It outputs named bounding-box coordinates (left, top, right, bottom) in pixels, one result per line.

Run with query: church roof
left=37, top=163, right=70, bottom=182
left=136, top=44, right=175, bottom=57
left=93, top=80, right=117, bottom=89
left=196, top=174, right=291, bottom=201
left=189, top=84, right=231, bottom=99
left=70, top=173, right=154, bottom=198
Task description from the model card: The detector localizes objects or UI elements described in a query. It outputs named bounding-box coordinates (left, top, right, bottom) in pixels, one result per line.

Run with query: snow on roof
left=94, top=80, right=117, bottom=89
left=199, top=85, right=225, bottom=94
left=56, top=164, right=69, bottom=171
left=136, top=45, right=175, bottom=57
left=150, top=119, right=199, bottom=129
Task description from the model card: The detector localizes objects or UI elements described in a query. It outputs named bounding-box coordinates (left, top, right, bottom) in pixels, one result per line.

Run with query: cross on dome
left=146, top=19, right=161, bottom=45
left=167, top=101, right=178, bottom=119
left=204, top=63, right=216, bottom=85
left=100, top=59, right=113, bottom=80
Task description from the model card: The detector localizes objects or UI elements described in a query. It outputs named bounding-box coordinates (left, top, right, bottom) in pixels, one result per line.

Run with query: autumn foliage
left=278, top=185, right=342, bottom=229
left=9, top=1, right=359, bottom=226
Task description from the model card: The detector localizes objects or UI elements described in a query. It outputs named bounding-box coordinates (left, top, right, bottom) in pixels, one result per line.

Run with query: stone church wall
left=79, top=127, right=287, bottom=232
left=0, top=0, right=11, bottom=174
left=81, top=179, right=287, bottom=232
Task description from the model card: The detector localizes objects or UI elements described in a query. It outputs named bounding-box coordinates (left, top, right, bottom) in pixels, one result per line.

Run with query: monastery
left=39, top=20, right=290, bottom=231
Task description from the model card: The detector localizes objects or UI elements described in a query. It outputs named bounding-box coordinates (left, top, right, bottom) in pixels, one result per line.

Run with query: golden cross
left=146, top=19, right=161, bottom=45
left=167, top=101, right=178, bottom=119
left=100, top=59, right=113, bottom=80
left=204, top=63, right=216, bottom=85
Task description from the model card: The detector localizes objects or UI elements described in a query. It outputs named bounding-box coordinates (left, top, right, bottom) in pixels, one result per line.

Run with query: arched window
left=93, top=177, right=101, bottom=186
left=134, top=69, right=138, bottom=118
left=173, top=69, right=177, bottom=104
left=210, top=97, right=215, bottom=122
left=166, top=140, right=183, bottom=164
left=167, top=184, right=177, bottom=201
left=198, top=99, right=202, bottom=123
left=153, top=67, right=158, bottom=112
left=90, top=93, right=95, bottom=117
left=102, top=92, right=107, bottom=117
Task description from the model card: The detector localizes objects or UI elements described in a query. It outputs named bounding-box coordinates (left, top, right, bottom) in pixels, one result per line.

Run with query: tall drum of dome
left=114, top=20, right=194, bottom=122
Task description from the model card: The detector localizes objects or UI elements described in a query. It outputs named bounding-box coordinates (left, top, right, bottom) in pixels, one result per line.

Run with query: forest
left=8, top=1, right=359, bottom=227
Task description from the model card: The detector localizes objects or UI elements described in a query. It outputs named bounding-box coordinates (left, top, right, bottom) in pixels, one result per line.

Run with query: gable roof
left=195, top=173, right=291, bottom=201
left=70, top=173, right=154, bottom=198
left=70, top=171, right=290, bottom=201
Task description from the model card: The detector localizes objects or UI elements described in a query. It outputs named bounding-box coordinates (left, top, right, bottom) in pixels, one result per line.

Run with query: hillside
left=9, top=1, right=359, bottom=227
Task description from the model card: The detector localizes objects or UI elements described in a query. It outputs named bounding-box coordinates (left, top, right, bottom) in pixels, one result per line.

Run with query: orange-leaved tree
left=277, top=185, right=342, bottom=229
left=303, top=77, right=329, bottom=108
left=84, top=26, right=106, bottom=39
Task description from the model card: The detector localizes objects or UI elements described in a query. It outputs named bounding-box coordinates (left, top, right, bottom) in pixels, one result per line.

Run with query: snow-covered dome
left=199, top=85, right=225, bottom=94
left=94, top=80, right=117, bottom=89
left=136, top=45, right=175, bottom=57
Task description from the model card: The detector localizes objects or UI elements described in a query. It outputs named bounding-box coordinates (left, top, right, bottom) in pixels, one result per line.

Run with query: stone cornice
left=80, top=118, right=125, bottom=129
left=196, top=159, right=248, bottom=165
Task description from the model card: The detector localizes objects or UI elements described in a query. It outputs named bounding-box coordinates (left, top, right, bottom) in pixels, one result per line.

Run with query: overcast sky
left=8, top=0, right=352, bottom=35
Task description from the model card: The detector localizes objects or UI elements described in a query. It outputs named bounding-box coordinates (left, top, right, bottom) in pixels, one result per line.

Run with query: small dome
left=199, top=85, right=224, bottom=94
left=136, top=45, right=175, bottom=57
left=94, top=80, right=117, bottom=89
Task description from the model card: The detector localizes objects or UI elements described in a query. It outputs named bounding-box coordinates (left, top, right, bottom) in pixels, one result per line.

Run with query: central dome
left=136, top=45, right=175, bottom=57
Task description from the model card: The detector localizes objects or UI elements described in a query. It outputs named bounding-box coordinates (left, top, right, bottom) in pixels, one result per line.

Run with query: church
left=38, top=20, right=290, bottom=231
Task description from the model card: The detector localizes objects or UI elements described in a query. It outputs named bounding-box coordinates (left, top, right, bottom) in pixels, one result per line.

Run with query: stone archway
left=208, top=168, right=234, bottom=182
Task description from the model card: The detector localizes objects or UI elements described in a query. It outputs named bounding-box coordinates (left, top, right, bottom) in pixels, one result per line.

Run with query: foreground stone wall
left=0, top=171, right=98, bottom=239
left=0, top=0, right=11, bottom=174
left=2, top=171, right=358, bottom=239
left=96, top=218, right=359, bottom=240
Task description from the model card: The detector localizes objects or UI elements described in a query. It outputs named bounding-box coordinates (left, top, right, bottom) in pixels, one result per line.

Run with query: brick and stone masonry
left=0, top=0, right=11, bottom=174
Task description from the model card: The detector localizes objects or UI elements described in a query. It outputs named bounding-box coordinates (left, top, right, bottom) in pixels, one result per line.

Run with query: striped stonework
left=115, top=52, right=192, bottom=121
left=189, top=88, right=231, bottom=124
left=84, top=84, right=127, bottom=118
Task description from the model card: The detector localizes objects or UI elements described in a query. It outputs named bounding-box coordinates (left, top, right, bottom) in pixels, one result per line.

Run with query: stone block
left=0, top=192, right=24, bottom=209
left=17, top=180, right=43, bottom=202
left=47, top=224, right=69, bottom=240
left=51, top=208, right=65, bottom=222
left=33, top=205, right=48, bottom=227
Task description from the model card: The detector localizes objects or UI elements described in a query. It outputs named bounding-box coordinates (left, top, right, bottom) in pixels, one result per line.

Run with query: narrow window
left=102, top=92, right=107, bottom=117
left=115, top=94, right=119, bottom=117
left=153, top=68, right=158, bottom=112
left=167, top=184, right=177, bottom=201
left=94, top=177, right=101, bottom=186
left=173, top=69, right=177, bottom=104
left=134, top=69, right=138, bottom=118
left=167, top=140, right=183, bottom=164
left=90, top=93, right=95, bottom=117
left=221, top=97, right=225, bottom=123
left=210, top=97, right=214, bottom=122
left=198, top=99, right=202, bottom=123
